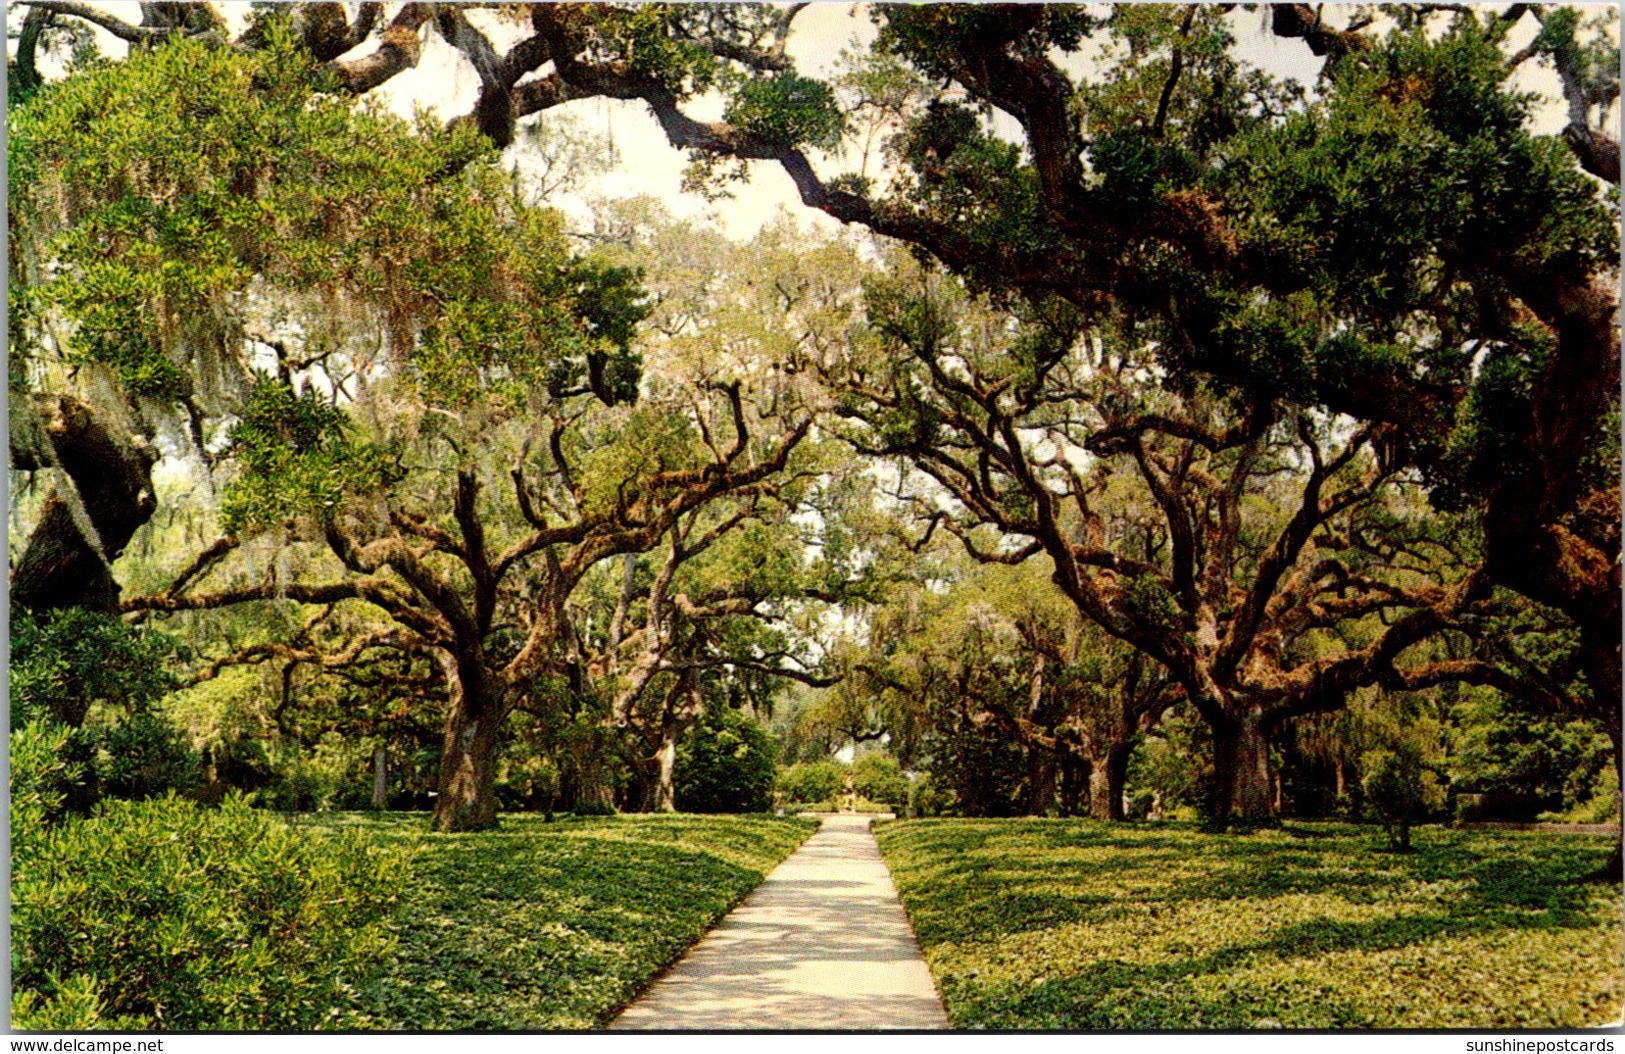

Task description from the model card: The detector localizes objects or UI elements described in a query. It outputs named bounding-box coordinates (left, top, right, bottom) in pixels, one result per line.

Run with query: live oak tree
left=857, top=557, right=1177, bottom=819
left=10, top=3, right=1618, bottom=831
left=827, top=253, right=1566, bottom=822
left=7, top=26, right=825, bottom=831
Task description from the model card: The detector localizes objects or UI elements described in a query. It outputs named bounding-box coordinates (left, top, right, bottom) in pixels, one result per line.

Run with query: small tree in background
left=1362, top=744, right=1446, bottom=852
left=853, top=754, right=907, bottom=809
left=673, top=707, right=777, bottom=813
left=777, top=761, right=847, bottom=807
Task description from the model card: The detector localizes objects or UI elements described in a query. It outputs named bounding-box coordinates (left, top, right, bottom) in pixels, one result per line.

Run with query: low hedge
left=12, top=794, right=410, bottom=1030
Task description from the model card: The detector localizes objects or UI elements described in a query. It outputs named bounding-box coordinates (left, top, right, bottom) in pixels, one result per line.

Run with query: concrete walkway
left=611, top=813, right=949, bottom=1031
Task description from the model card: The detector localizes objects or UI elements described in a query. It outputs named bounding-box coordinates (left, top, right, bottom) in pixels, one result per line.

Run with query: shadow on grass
left=298, top=812, right=812, bottom=1030
left=880, top=819, right=1621, bottom=1028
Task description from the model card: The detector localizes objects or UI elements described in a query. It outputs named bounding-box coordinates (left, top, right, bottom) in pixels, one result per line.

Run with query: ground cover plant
left=307, top=812, right=816, bottom=1029
left=875, top=819, right=1623, bottom=1029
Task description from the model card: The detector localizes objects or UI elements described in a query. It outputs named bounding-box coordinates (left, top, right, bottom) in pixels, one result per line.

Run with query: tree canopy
left=8, top=1, right=1618, bottom=834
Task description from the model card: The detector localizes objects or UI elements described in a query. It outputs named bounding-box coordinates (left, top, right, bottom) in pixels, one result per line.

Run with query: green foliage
left=10, top=609, right=179, bottom=819
left=1218, top=21, right=1617, bottom=400
left=852, top=753, right=907, bottom=807
left=219, top=376, right=399, bottom=532
left=11, top=32, right=638, bottom=436
left=95, top=711, right=200, bottom=802
left=12, top=795, right=409, bottom=1030
left=1361, top=745, right=1444, bottom=851
left=725, top=72, right=846, bottom=150
left=11, top=607, right=174, bottom=727
left=674, top=708, right=778, bottom=813
left=256, top=733, right=373, bottom=813
left=10, top=719, right=89, bottom=830
left=1448, top=691, right=1611, bottom=809
left=876, top=818, right=1622, bottom=1028
left=308, top=812, right=815, bottom=1029
left=777, top=760, right=847, bottom=805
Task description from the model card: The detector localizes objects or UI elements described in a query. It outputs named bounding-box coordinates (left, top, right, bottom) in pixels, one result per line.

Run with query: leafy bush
left=1363, top=744, right=1445, bottom=851
left=1540, top=763, right=1621, bottom=824
left=777, top=760, right=846, bottom=804
left=10, top=607, right=173, bottom=727
left=853, top=754, right=907, bottom=807
left=10, top=718, right=89, bottom=829
left=12, top=795, right=409, bottom=1030
left=674, top=708, right=778, bottom=813
left=257, top=734, right=371, bottom=813
left=96, top=711, right=200, bottom=801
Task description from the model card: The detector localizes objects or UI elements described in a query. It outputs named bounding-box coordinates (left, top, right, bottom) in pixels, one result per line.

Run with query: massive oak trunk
left=1086, top=743, right=1133, bottom=822
left=11, top=397, right=156, bottom=615
left=1211, top=710, right=1274, bottom=824
left=431, top=658, right=504, bottom=832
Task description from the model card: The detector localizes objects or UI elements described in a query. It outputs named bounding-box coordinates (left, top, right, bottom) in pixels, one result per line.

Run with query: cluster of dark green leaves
left=674, top=707, right=779, bottom=813
left=1217, top=21, right=1616, bottom=389
left=10, top=609, right=190, bottom=822
left=1450, top=690, right=1613, bottom=808
left=11, top=607, right=174, bottom=728
left=12, top=794, right=410, bottom=1030
left=219, top=376, right=398, bottom=532
left=724, top=72, right=846, bottom=151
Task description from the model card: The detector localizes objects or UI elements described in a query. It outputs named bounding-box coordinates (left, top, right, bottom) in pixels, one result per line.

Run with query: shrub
left=12, top=794, right=410, bottom=1030
left=258, top=734, right=370, bottom=813
left=96, top=711, right=200, bottom=801
left=1362, top=745, right=1444, bottom=851
left=11, top=718, right=98, bottom=828
left=852, top=754, right=907, bottom=807
left=777, top=760, right=846, bottom=805
left=10, top=607, right=173, bottom=728
left=674, top=708, right=778, bottom=813
left=11, top=718, right=90, bottom=829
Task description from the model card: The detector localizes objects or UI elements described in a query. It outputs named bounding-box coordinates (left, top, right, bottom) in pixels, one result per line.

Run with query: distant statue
left=841, top=771, right=857, bottom=813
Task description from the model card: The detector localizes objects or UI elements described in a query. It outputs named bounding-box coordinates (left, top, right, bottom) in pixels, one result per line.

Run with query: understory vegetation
left=325, top=812, right=816, bottom=1030
left=13, top=808, right=813, bottom=1031
left=876, top=819, right=1624, bottom=1029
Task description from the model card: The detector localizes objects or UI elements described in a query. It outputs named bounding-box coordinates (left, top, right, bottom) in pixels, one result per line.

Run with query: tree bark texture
left=1212, top=711, right=1274, bottom=824
left=11, top=397, right=156, bottom=615
left=1086, top=744, right=1132, bottom=822
left=431, top=660, right=505, bottom=832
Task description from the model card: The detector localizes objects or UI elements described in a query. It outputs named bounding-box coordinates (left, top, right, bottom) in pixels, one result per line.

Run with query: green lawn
left=301, top=812, right=816, bottom=1029
left=874, top=819, right=1623, bottom=1029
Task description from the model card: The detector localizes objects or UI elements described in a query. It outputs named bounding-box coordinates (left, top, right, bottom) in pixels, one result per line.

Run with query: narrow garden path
left=611, top=813, right=949, bottom=1031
